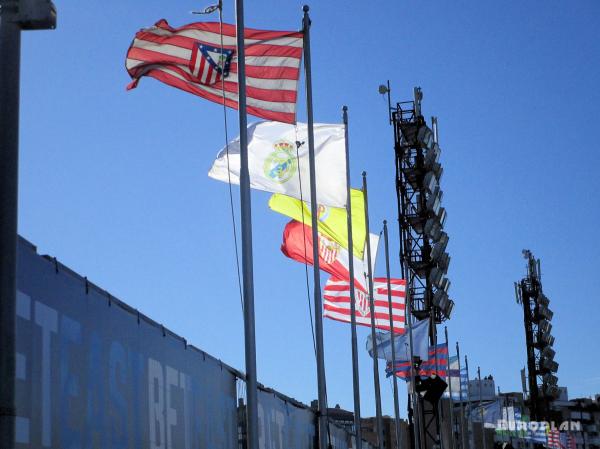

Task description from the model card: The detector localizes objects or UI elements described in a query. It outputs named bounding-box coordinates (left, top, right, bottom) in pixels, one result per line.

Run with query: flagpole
left=302, top=7, right=329, bottom=449
left=455, top=342, right=466, bottom=449
left=445, top=327, right=456, bottom=449
left=234, top=3, right=259, bottom=449
left=342, top=106, right=362, bottom=449
left=478, top=366, right=487, bottom=449
left=383, top=220, right=402, bottom=449
left=464, top=355, right=474, bottom=449
left=0, top=4, right=21, bottom=447
left=398, top=211, right=420, bottom=449
left=362, top=171, right=384, bottom=449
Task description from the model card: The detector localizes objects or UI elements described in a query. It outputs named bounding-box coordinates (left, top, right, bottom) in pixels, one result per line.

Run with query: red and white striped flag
left=126, top=19, right=303, bottom=124
left=547, top=429, right=562, bottom=449
left=323, top=276, right=406, bottom=333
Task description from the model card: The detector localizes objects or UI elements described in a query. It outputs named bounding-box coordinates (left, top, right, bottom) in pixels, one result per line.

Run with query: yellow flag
left=268, top=189, right=366, bottom=258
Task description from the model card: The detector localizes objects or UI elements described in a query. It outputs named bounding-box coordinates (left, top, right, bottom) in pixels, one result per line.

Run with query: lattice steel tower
left=386, top=87, right=453, bottom=449
left=515, top=250, right=559, bottom=423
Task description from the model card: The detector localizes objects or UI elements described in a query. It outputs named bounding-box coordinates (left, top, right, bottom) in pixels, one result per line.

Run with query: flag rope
left=217, top=3, right=244, bottom=313
left=294, top=126, right=317, bottom=358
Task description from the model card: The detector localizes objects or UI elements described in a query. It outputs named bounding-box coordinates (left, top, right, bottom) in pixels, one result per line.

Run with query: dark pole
left=477, top=367, right=487, bottom=449
left=302, top=7, right=329, bottom=449
left=464, top=356, right=474, bottom=449
left=455, top=342, right=466, bottom=449
left=234, top=3, right=259, bottom=449
left=445, top=327, right=456, bottom=449
left=0, top=3, right=21, bottom=447
left=342, top=106, right=362, bottom=449
left=362, top=172, right=384, bottom=449
left=383, top=220, right=402, bottom=449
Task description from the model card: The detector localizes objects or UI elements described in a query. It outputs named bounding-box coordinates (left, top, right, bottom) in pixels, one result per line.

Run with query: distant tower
left=514, top=250, right=559, bottom=422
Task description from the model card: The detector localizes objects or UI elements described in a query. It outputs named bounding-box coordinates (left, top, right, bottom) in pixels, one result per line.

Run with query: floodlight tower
left=384, top=86, right=452, bottom=449
left=514, top=250, right=559, bottom=423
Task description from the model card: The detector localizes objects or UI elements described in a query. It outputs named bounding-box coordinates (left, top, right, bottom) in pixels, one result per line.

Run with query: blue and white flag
left=366, top=318, right=429, bottom=362
left=443, top=356, right=463, bottom=399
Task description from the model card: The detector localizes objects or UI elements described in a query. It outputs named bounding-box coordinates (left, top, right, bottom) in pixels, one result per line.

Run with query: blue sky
left=17, top=0, right=600, bottom=418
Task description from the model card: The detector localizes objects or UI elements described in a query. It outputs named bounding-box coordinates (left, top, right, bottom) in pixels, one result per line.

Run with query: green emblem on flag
left=263, top=140, right=298, bottom=184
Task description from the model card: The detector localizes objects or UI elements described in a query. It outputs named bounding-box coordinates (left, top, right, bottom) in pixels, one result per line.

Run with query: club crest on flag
left=189, top=43, right=233, bottom=86
left=263, top=140, right=298, bottom=184
left=355, top=289, right=369, bottom=317
left=317, top=204, right=330, bottom=222
left=318, top=234, right=340, bottom=264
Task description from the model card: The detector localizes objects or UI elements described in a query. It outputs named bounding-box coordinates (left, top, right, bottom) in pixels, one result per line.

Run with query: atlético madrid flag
left=323, top=276, right=406, bottom=333
left=125, top=20, right=303, bottom=124
left=209, top=121, right=347, bottom=207
left=280, top=220, right=378, bottom=292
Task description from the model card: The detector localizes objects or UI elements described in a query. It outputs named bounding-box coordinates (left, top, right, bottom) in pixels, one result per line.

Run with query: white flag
left=208, top=121, right=347, bottom=207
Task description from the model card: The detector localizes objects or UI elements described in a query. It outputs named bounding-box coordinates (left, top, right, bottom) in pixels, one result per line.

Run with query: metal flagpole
left=445, top=327, right=456, bottom=449
left=342, top=106, right=362, bottom=449
left=383, top=220, right=402, bottom=449
left=477, top=367, right=487, bottom=449
left=302, top=7, right=329, bottom=449
left=455, top=342, right=466, bottom=449
left=362, top=171, right=385, bottom=449
left=465, top=355, right=474, bottom=449
left=234, top=3, right=259, bottom=449
left=406, top=286, right=421, bottom=449
left=0, top=3, right=21, bottom=447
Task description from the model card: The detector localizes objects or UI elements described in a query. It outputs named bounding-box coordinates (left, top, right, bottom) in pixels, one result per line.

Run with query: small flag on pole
left=269, top=188, right=366, bottom=258
left=126, top=20, right=303, bottom=124
left=384, top=342, right=448, bottom=378
left=323, top=276, right=405, bottom=332
left=209, top=121, right=347, bottom=207
left=367, top=318, right=430, bottom=362
left=280, top=220, right=378, bottom=292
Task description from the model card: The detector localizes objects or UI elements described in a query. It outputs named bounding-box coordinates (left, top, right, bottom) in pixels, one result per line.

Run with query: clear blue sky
left=17, top=0, right=600, bottom=418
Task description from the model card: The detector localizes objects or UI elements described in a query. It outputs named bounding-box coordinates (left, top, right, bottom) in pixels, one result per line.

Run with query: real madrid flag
left=208, top=121, right=347, bottom=207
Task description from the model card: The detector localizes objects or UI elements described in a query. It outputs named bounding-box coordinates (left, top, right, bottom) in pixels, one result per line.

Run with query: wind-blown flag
left=385, top=342, right=449, bottom=379
left=548, top=429, right=562, bottom=449
left=209, top=121, right=347, bottom=207
left=126, top=20, right=303, bottom=124
left=280, top=220, right=378, bottom=292
left=269, top=188, right=366, bottom=258
left=323, top=276, right=405, bottom=333
left=368, top=318, right=430, bottom=362
left=442, top=355, right=463, bottom=400
left=471, top=401, right=503, bottom=428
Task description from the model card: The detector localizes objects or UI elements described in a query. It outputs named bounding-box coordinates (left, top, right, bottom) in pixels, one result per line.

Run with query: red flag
left=126, top=19, right=303, bottom=124
left=280, top=220, right=378, bottom=292
left=323, top=277, right=406, bottom=333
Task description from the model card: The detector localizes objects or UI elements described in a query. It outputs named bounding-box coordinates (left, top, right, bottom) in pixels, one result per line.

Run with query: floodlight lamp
left=423, top=171, right=438, bottom=194
left=417, top=126, right=434, bottom=150
left=424, top=218, right=442, bottom=242
left=378, top=84, right=389, bottom=94
left=444, top=300, right=454, bottom=319
left=431, top=233, right=449, bottom=261
left=538, top=305, right=553, bottom=321
left=424, top=143, right=441, bottom=168
left=439, top=277, right=451, bottom=293
left=437, top=252, right=450, bottom=272
left=426, top=186, right=442, bottom=215
left=543, top=373, right=558, bottom=386
left=19, top=0, right=57, bottom=30
left=537, top=294, right=550, bottom=307
left=429, top=267, right=444, bottom=288
left=437, top=207, right=447, bottom=227
left=433, top=289, right=449, bottom=309
left=541, top=346, right=556, bottom=360
left=539, top=320, right=552, bottom=334
left=544, top=384, right=560, bottom=399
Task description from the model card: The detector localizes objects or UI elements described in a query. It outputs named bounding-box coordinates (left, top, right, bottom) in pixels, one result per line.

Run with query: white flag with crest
left=208, top=121, right=347, bottom=207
